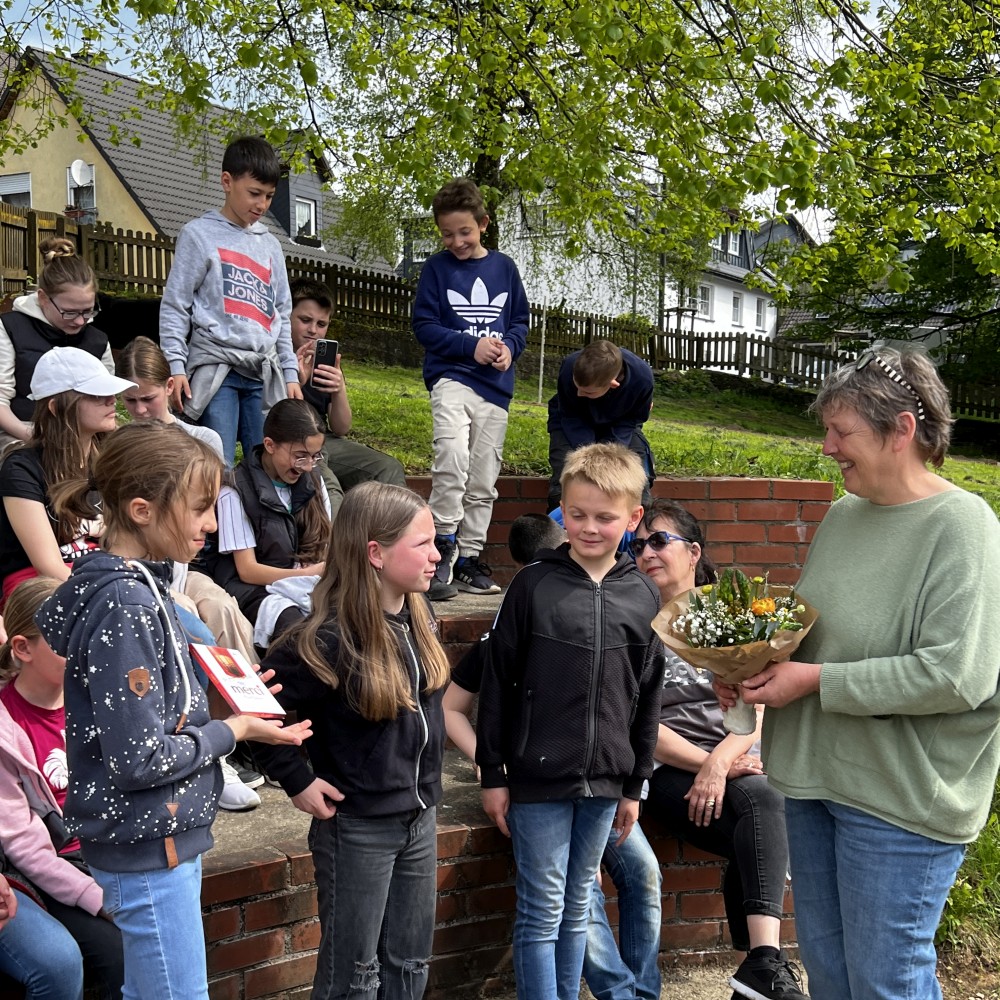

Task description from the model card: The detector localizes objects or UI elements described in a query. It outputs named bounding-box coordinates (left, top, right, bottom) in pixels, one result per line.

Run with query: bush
left=656, top=368, right=717, bottom=398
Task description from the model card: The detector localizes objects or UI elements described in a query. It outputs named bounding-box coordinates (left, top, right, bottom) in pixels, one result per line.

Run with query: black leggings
left=645, top=766, right=788, bottom=951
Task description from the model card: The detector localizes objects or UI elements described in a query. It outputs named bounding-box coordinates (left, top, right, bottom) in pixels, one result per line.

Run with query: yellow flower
left=751, top=597, right=776, bottom=616
left=752, top=576, right=765, bottom=584
left=701, top=584, right=714, bottom=594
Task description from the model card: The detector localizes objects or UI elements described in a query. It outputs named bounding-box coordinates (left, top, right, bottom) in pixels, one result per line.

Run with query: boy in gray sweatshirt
left=159, top=136, right=301, bottom=465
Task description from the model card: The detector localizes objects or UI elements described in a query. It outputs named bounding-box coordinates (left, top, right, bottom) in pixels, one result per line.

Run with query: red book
left=189, top=644, right=286, bottom=719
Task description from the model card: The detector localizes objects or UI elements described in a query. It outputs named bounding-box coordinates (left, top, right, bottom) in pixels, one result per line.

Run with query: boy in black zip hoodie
left=477, top=443, right=663, bottom=1000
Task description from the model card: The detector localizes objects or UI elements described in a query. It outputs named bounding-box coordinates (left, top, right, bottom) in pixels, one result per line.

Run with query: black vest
left=2, top=311, right=109, bottom=420
left=210, top=446, right=319, bottom=621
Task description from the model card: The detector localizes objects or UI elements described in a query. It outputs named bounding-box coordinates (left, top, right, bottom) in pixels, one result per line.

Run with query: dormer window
left=295, top=197, right=317, bottom=239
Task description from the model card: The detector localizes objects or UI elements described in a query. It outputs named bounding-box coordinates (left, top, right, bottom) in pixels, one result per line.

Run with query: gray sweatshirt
left=159, top=210, right=297, bottom=388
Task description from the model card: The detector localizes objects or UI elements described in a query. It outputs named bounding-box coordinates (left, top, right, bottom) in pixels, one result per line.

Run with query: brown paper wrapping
left=651, top=585, right=820, bottom=684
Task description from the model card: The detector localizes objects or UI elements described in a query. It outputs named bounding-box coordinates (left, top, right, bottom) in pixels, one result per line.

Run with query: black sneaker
left=454, top=557, right=502, bottom=595
left=730, top=950, right=809, bottom=1000
left=434, top=535, right=459, bottom=585
left=428, top=577, right=459, bottom=601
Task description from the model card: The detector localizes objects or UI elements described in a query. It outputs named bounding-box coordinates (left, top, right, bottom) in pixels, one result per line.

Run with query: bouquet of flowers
left=652, top=569, right=819, bottom=734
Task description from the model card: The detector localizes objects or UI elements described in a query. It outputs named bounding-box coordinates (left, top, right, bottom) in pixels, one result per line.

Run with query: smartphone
left=310, top=339, right=339, bottom=388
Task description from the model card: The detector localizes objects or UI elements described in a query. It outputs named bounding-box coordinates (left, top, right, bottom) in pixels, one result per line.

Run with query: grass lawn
left=344, top=360, right=1000, bottom=515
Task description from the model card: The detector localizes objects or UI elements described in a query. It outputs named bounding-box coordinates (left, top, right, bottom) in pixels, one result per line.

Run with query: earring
left=375, top=564, right=383, bottom=573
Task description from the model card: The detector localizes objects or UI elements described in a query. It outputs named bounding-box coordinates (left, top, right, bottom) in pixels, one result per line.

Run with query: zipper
left=516, top=688, right=533, bottom=758
left=400, top=625, right=429, bottom=810
left=583, top=581, right=604, bottom=797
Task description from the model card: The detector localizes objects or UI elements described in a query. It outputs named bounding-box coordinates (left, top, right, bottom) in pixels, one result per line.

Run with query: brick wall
left=199, top=475, right=832, bottom=999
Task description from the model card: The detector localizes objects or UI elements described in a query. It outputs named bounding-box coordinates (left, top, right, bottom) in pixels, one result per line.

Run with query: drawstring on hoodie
left=126, top=560, right=193, bottom=733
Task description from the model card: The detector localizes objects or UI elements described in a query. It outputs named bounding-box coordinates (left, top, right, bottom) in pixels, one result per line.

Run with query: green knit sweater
left=762, top=488, right=1000, bottom=844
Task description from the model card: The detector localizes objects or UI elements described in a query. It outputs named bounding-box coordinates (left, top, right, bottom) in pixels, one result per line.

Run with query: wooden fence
left=2, top=208, right=998, bottom=417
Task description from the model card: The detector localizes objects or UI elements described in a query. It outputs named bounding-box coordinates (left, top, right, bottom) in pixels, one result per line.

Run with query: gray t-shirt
left=658, top=648, right=725, bottom=752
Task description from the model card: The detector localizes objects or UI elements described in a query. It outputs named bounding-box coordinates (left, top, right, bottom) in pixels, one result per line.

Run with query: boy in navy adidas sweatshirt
left=412, top=178, right=529, bottom=600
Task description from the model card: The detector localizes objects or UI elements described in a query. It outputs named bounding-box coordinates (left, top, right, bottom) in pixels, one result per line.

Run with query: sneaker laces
left=220, top=758, right=241, bottom=785
left=770, top=957, right=805, bottom=992
left=464, top=557, right=494, bottom=578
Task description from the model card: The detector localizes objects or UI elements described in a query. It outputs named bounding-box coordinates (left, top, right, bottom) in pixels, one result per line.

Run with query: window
left=65, top=166, right=96, bottom=225
left=727, top=231, right=740, bottom=256
left=0, top=172, right=31, bottom=208
left=710, top=233, right=724, bottom=251
left=732, top=292, right=743, bottom=325
left=295, top=198, right=317, bottom=239
left=687, top=283, right=712, bottom=319
left=755, top=297, right=767, bottom=329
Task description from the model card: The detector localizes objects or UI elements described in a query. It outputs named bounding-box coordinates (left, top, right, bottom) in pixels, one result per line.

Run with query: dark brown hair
left=431, top=178, right=487, bottom=223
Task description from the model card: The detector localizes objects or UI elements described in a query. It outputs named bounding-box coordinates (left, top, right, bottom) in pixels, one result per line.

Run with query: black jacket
left=476, top=544, right=664, bottom=802
left=255, top=604, right=445, bottom=817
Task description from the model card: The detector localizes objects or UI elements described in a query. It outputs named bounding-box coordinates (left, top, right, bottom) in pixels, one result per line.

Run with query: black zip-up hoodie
left=476, top=544, right=664, bottom=802
left=256, top=604, right=445, bottom=816
left=36, top=552, right=235, bottom=873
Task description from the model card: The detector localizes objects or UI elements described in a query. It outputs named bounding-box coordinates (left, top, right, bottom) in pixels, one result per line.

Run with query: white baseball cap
left=29, top=347, right=136, bottom=401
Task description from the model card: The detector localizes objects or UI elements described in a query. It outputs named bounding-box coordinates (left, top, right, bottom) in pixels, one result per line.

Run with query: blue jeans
left=0, top=888, right=85, bottom=1000
left=584, top=822, right=662, bottom=1000
left=309, top=807, right=436, bottom=1000
left=508, top=797, right=619, bottom=1000
left=198, top=369, right=264, bottom=466
left=785, top=798, right=965, bottom=1000
left=90, top=856, right=208, bottom=1000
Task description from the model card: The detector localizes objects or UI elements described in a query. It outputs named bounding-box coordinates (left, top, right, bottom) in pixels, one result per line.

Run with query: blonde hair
left=0, top=577, right=59, bottom=683
left=116, top=336, right=171, bottom=386
left=38, top=237, right=97, bottom=297
left=560, top=442, right=647, bottom=508
left=50, top=422, right=222, bottom=556
left=287, top=482, right=450, bottom=722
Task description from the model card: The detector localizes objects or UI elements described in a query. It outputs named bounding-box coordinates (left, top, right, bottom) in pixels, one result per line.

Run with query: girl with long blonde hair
left=257, top=481, right=450, bottom=1000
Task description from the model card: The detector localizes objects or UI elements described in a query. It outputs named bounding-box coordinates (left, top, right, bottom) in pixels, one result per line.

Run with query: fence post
left=737, top=331, right=746, bottom=376
left=25, top=211, right=39, bottom=284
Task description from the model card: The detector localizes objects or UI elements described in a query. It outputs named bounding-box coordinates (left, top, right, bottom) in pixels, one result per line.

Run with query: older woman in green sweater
left=720, top=347, right=1000, bottom=1000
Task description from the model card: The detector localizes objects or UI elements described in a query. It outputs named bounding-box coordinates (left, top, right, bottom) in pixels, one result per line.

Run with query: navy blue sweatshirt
left=37, top=553, right=235, bottom=872
left=547, top=347, right=654, bottom=447
left=412, top=250, right=529, bottom=410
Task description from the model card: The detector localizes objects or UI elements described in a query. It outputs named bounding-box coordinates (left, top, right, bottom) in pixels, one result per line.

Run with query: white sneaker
left=219, top=757, right=261, bottom=811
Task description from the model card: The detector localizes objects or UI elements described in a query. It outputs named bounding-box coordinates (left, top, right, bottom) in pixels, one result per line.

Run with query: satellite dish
left=69, top=159, right=93, bottom=187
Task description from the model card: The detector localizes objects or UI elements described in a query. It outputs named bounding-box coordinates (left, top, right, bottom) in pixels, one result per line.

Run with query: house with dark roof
left=0, top=48, right=385, bottom=271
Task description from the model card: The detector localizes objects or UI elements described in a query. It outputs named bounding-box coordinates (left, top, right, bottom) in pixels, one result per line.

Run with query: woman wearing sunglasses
left=0, top=239, right=114, bottom=455
left=720, top=347, right=1000, bottom=1000
left=631, top=499, right=806, bottom=1000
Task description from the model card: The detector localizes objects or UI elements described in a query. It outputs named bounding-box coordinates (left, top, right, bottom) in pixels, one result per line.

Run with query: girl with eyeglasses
left=0, top=347, right=135, bottom=606
left=210, top=398, right=331, bottom=623
left=632, top=498, right=806, bottom=1000
left=0, top=238, right=114, bottom=454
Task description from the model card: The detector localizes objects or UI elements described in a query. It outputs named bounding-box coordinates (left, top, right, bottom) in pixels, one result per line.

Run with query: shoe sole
left=455, top=580, right=501, bottom=595
left=428, top=587, right=458, bottom=601
left=730, top=977, right=802, bottom=1000
left=219, top=794, right=261, bottom=812
left=237, top=771, right=266, bottom=789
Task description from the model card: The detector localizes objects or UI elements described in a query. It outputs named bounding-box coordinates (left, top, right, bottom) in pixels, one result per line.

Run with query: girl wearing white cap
left=0, top=347, right=135, bottom=605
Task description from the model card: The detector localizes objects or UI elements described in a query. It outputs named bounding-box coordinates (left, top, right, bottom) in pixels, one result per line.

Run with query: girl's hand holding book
left=291, top=778, right=345, bottom=820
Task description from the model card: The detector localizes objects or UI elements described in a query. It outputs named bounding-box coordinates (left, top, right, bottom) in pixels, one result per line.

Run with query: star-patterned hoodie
left=36, top=552, right=236, bottom=873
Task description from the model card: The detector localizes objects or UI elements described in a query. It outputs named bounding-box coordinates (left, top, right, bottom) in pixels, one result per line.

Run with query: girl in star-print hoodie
left=37, top=421, right=311, bottom=1000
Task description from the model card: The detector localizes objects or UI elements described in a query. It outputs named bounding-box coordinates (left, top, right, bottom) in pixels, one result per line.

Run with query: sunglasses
left=629, top=530, right=690, bottom=556
left=855, top=350, right=926, bottom=421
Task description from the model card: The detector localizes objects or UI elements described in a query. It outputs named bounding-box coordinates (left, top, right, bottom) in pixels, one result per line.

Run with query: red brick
left=437, top=824, right=470, bottom=859
left=518, top=478, right=550, bottom=499
left=767, top=523, right=816, bottom=544
left=434, top=916, right=511, bottom=954
left=707, top=522, right=766, bottom=543
left=707, top=542, right=734, bottom=565
left=467, top=824, right=512, bottom=854
left=203, top=906, right=241, bottom=943
left=800, top=501, right=832, bottom=522
left=736, top=500, right=800, bottom=521
left=207, top=929, right=285, bottom=975
left=465, top=884, right=517, bottom=916
left=772, top=480, right=834, bottom=501
left=437, top=857, right=511, bottom=890
left=495, top=477, right=522, bottom=500
left=680, top=843, right=725, bottom=863
left=438, top=615, right=492, bottom=644
left=661, top=920, right=725, bottom=950
left=208, top=974, right=242, bottom=1000
left=290, top=917, right=321, bottom=952
left=709, top=479, right=772, bottom=499
left=734, top=544, right=797, bottom=565
left=404, top=477, right=432, bottom=499
left=679, top=892, right=728, bottom=919
left=490, top=500, right=532, bottom=522
left=645, top=834, right=681, bottom=863
left=662, top=865, right=724, bottom=892
left=428, top=945, right=513, bottom=988
left=245, top=887, right=318, bottom=931
left=695, top=501, right=737, bottom=521
left=767, top=567, right=801, bottom=585
left=653, top=479, right=710, bottom=500
left=435, top=892, right=466, bottom=922
left=244, top=954, right=317, bottom=998
left=202, top=850, right=289, bottom=905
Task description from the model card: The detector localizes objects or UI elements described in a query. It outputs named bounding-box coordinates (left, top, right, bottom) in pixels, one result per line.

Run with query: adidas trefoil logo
left=448, top=277, right=508, bottom=325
